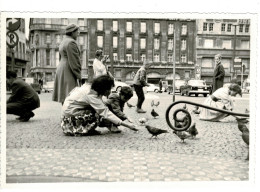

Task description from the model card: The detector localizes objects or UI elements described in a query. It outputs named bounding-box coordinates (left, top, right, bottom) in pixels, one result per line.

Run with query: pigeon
left=183, top=104, right=187, bottom=110
left=154, top=101, right=160, bottom=107
left=138, top=117, right=148, bottom=125
left=238, top=123, right=249, bottom=133
left=151, top=100, right=154, bottom=107
left=236, top=117, right=249, bottom=124
left=151, top=109, right=159, bottom=118
left=245, top=108, right=250, bottom=113
left=241, top=126, right=249, bottom=160
left=127, top=102, right=135, bottom=108
left=173, top=131, right=192, bottom=142
left=145, top=125, right=168, bottom=138
left=192, top=105, right=200, bottom=114
left=236, top=117, right=249, bottom=133
left=186, top=123, right=198, bottom=138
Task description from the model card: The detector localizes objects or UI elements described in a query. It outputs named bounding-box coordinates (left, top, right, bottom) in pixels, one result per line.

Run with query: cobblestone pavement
left=6, top=92, right=250, bottom=182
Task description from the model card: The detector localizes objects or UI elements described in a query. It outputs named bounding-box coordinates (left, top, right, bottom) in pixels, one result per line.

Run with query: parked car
left=43, top=81, right=54, bottom=92
left=22, top=77, right=41, bottom=94
left=111, top=81, right=131, bottom=93
left=180, top=79, right=210, bottom=97
left=145, top=83, right=165, bottom=93
left=168, top=79, right=186, bottom=94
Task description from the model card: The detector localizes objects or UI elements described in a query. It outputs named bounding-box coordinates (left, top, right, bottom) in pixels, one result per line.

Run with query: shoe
left=19, top=111, right=35, bottom=122
left=109, top=125, right=122, bottom=133
left=136, top=109, right=146, bottom=113
left=86, top=129, right=101, bottom=136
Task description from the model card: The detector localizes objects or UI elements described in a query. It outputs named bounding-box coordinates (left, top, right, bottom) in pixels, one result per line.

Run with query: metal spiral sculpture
left=166, top=100, right=250, bottom=131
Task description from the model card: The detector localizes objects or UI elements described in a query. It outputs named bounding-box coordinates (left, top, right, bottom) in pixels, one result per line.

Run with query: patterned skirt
left=61, top=109, right=101, bottom=136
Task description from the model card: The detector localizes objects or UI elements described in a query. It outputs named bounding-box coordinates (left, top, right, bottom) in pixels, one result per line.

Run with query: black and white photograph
left=0, top=1, right=259, bottom=191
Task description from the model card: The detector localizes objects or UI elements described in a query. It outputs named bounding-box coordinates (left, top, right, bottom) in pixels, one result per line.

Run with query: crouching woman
left=61, top=75, right=137, bottom=136
left=199, top=83, right=242, bottom=122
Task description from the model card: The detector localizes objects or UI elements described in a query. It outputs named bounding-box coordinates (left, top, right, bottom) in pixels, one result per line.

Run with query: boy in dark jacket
left=103, top=86, right=134, bottom=133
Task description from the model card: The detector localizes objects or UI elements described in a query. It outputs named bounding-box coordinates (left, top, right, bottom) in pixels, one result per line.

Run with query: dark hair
left=91, top=75, right=115, bottom=96
left=7, top=71, right=17, bottom=79
left=120, top=86, right=133, bottom=100
left=95, top=49, right=103, bottom=57
left=229, top=83, right=242, bottom=96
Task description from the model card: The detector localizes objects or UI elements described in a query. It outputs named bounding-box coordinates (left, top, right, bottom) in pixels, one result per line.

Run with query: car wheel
left=188, top=92, right=191, bottom=96
left=154, top=89, right=159, bottom=93
left=116, top=86, right=122, bottom=93
left=180, top=91, right=184, bottom=96
left=38, top=91, right=41, bottom=94
left=203, top=94, right=207, bottom=97
left=195, top=93, right=198, bottom=97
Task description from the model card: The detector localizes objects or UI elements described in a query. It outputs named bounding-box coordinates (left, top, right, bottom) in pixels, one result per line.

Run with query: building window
left=126, top=21, right=132, bottom=32
left=97, top=36, right=103, bottom=48
left=202, top=58, right=213, bottom=68
left=154, top=38, right=160, bottom=49
left=227, top=24, right=232, bottom=32
left=168, top=24, right=174, bottom=34
left=222, top=40, right=231, bottom=49
left=126, top=37, right=132, bottom=49
left=115, top=69, right=121, bottom=78
left=113, top=53, right=118, bottom=61
left=126, top=54, right=132, bottom=61
left=45, top=18, right=51, bottom=27
left=203, top=23, right=208, bottom=31
left=154, top=22, right=160, bottom=34
left=154, top=54, right=160, bottom=62
left=55, top=51, right=59, bottom=67
left=181, top=24, right=187, bottom=35
left=79, top=36, right=84, bottom=45
left=168, top=54, right=173, bottom=62
left=181, top=39, right=186, bottom=50
left=97, top=20, right=103, bottom=31
left=113, top=36, right=118, bottom=48
left=113, top=20, right=118, bottom=31
left=168, top=39, right=173, bottom=50
left=239, top=24, right=243, bottom=32
left=46, top=34, right=51, bottom=44
left=221, top=58, right=231, bottom=69
left=204, top=39, right=214, bottom=48
left=245, top=25, right=250, bottom=33
left=62, top=18, right=68, bottom=26
left=140, top=22, right=146, bottom=33
left=209, top=23, right=214, bottom=31
left=185, top=71, right=190, bottom=79
left=78, top=19, right=85, bottom=30
left=221, top=23, right=226, bottom=31
left=56, top=34, right=61, bottom=44
left=240, top=40, right=250, bottom=49
left=181, top=54, right=187, bottom=63
left=140, top=38, right=146, bottom=49
left=46, top=49, right=50, bottom=66
left=140, top=54, right=146, bottom=61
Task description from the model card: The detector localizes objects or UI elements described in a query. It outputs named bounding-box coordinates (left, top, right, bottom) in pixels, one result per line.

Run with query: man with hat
left=53, top=24, right=82, bottom=104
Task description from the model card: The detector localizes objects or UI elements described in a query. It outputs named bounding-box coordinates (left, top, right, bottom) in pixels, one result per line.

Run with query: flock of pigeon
left=127, top=100, right=250, bottom=160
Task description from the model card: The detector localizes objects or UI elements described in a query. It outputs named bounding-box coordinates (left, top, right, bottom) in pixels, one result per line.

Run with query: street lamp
left=232, top=24, right=238, bottom=80
left=172, top=29, right=176, bottom=102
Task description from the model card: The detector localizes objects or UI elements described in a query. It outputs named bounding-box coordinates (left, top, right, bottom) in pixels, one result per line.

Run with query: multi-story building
left=29, top=18, right=197, bottom=85
left=6, top=18, right=31, bottom=78
left=196, top=19, right=250, bottom=85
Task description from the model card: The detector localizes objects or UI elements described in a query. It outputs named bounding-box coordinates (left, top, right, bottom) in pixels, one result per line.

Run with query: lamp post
left=232, top=24, right=238, bottom=80
left=172, top=29, right=176, bottom=102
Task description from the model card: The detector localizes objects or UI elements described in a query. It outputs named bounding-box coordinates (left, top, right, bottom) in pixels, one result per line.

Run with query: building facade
left=29, top=18, right=197, bottom=85
left=6, top=18, right=31, bottom=78
left=196, top=19, right=250, bottom=85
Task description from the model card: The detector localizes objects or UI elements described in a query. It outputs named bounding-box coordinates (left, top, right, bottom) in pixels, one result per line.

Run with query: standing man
left=159, top=79, right=163, bottom=93
left=133, top=60, right=153, bottom=113
left=212, top=54, right=225, bottom=93
left=53, top=24, right=81, bottom=105
left=7, top=71, right=40, bottom=122
left=93, top=49, right=110, bottom=78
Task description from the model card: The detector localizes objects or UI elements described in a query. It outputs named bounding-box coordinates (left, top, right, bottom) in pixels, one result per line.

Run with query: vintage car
left=180, top=79, right=210, bottom=97
left=168, top=79, right=186, bottom=94
left=111, top=81, right=131, bottom=93
left=43, top=81, right=54, bottom=92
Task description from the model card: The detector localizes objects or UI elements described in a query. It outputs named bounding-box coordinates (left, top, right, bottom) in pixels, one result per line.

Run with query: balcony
left=30, top=23, right=66, bottom=31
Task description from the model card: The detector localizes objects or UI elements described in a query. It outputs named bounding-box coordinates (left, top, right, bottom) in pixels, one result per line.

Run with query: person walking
left=7, top=71, right=40, bottom=122
left=53, top=24, right=81, bottom=104
left=212, top=54, right=225, bottom=93
left=159, top=79, right=163, bottom=93
left=93, top=49, right=110, bottom=78
left=133, top=60, right=153, bottom=113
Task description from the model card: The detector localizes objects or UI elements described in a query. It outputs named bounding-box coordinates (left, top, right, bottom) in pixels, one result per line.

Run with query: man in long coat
left=53, top=24, right=81, bottom=104
left=212, top=54, right=225, bottom=93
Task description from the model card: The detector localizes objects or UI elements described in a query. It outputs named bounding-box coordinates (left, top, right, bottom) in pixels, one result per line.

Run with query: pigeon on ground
left=192, top=105, right=200, bottom=114
left=173, top=131, right=192, bottom=142
left=183, top=104, right=187, bottom=110
left=145, top=125, right=168, bottom=138
left=241, top=126, right=249, bottom=160
left=151, top=109, right=159, bottom=118
left=236, top=117, right=249, bottom=133
left=245, top=108, right=250, bottom=113
left=154, top=101, right=160, bottom=107
left=127, top=102, right=135, bottom=108
left=186, top=123, right=198, bottom=138
left=138, top=117, right=148, bottom=125
left=151, top=100, right=154, bottom=107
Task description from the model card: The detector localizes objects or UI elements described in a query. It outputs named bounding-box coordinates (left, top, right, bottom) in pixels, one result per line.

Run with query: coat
left=212, top=63, right=225, bottom=93
left=52, top=36, right=81, bottom=103
left=133, top=66, right=149, bottom=87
